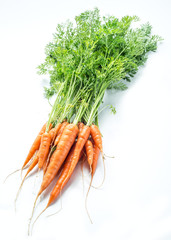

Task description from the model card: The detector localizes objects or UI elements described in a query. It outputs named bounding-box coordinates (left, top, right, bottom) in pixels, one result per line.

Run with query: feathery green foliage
left=37, top=8, right=161, bottom=125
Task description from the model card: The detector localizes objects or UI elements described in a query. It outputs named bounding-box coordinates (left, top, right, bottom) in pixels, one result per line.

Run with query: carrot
left=42, top=158, right=48, bottom=175
left=47, top=124, right=88, bottom=203
left=37, top=124, right=89, bottom=222
left=66, top=125, right=90, bottom=179
left=85, top=139, right=93, bottom=171
left=41, top=124, right=62, bottom=175
left=54, top=121, right=69, bottom=146
left=91, top=141, right=106, bottom=189
left=40, top=123, right=78, bottom=194
left=85, top=143, right=100, bottom=223
left=78, top=122, right=84, bottom=131
left=28, top=123, right=78, bottom=232
left=32, top=135, right=87, bottom=228
left=91, top=143, right=100, bottom=177
left=90, top=124, right=103, bottom=154
left=38, top=132, right=51, bottom=169
left=42, top=152, right=52, bottom=176
left=89, top=124, right=105, bottom=185
left=4, top=123, right=48, bottom=181
left=49, top=123, right=62, bottom=145
left=22, top=123, right=46, bottom=169
left=42, top=145, right=56, bottom=176
left=46, top=144, right=76, bottom=207
left=30, top=144, right=77, bottom=231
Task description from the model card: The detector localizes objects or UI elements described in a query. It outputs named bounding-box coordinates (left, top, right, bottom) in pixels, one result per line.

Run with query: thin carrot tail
left=81, top=152, right=92, bottom=194
left=3, top=168, right=21, bottom=183
left=14, top=173, right=28, bottom=212
left=28, top=193, right=40, bottom=236
left=20, top=168, right=23, bottom=180
left=31, top=191, right=63, bottom=234
left=104, top=153, right=115, bottom=159
left=20, top=153, right=36, bottom=179
left=20, top=164, right=27, bottom=180
left=15, top=151, right=39, bottom=209
left=21, top=165, right=28, bottom=180
left=85, top=177, right=93, bottom=224
left=91, top=154, right=106, bottom=189
left=33, top=168, right=41, bottom=195
left=46, top=190, right=63, bottom=218
left=30, top=206, right=48, bottom=235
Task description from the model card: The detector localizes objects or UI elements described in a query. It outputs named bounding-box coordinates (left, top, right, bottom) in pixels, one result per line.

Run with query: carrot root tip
left=104, top=153, right=115, bottom=159
left=3, top=168, right=21, bottom=184
left=85, top=178, right=93, bottom=224
left=28, top=193, right=40, bottom=235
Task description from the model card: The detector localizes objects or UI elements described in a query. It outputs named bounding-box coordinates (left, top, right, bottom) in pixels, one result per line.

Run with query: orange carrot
left=41, top=124, right=62, bottom=174
left=38, top=123, right=78, bottom=196
left=28, top=124, right=79, bottom=230
left=91, top=144, right=100, bottom=177
left=42, top=145, right=56, bottom=176
left=42, top=163, right=47, bottom=176
left=90, top=124, right=103, bottom=154
left=78, top=122, right=84, bottom=131
left=31, top=144, right=82, bottom=230
left=85, top=143, right=100, bottom=224
left=42, top=154, right=50, bottom=176
left=85, top=139, right=93, bottom=170
left=22, top=123, right=46, bottom=169
left=38, top=132, right=52, bottom=169
left=33, top=132, right=86, bottom=223
left=54, top=121, right=69, bottom=146
left=46, top=144, right=76, bottom=207
left=66, top=125, right=90, bottom=178
left=49, top=123, right=62, bottom=145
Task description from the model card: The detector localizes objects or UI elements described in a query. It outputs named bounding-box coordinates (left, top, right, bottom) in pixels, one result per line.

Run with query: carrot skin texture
left=42, top=124, right=62, bottom=175
left=49, top=123, right=62, bottom=144
left=85, top=139, right=93, bottom=167
left=54, top=122, right=69, bottom=146
left=38, top=132, right=52, bottom=169
left=90, top=124, right=103, bottom=153
left=24, top=152, right=39, bottom=178
left=47, top=144, right=76, bottom=206
left=47, top=126, right=90, bottom=206
left=43, top=159, right=48, bottom=175
left=92, top=144, right=100, bottom=176
left=22, top=123, right=46, bottom=169
left=67, top=125, right=90, bottom=178
left=78, top=122, right=84, bottom=132
left=38, top=123, right=78, bottom=195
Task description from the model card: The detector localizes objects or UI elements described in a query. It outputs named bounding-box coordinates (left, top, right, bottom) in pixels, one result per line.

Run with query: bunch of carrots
left=6, top=8, right=161, bottom=234
left=19, top=119, right=102, bottom=232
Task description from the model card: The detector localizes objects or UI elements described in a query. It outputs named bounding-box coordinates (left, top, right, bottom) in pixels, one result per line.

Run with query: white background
left=0, top=0, right=171, bottom=239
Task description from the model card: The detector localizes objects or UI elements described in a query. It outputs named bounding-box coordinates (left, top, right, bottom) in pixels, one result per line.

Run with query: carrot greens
left=38, top=8, right=161, bottom=126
